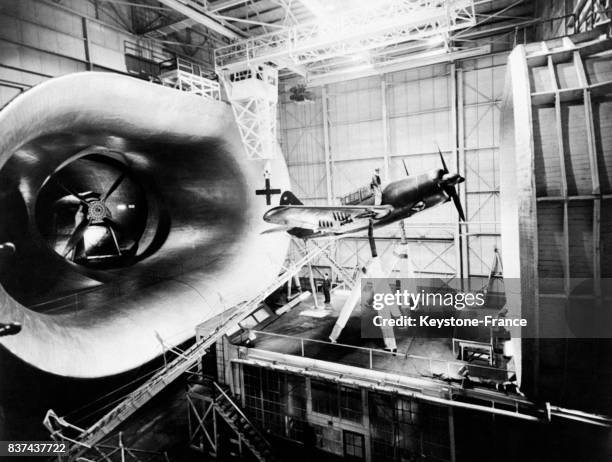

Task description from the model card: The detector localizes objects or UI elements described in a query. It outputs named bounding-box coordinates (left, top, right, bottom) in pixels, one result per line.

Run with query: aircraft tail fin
left=279, top=191, right=303, bottom=206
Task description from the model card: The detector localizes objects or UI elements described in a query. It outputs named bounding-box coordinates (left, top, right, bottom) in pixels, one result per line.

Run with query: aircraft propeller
left=436, top=144, right=466, bottom=222
left=402, top=159, right=409, bottom=176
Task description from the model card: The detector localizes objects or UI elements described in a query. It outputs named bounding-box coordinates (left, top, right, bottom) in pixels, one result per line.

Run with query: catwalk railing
left=243, top=330, right=515, bottom=383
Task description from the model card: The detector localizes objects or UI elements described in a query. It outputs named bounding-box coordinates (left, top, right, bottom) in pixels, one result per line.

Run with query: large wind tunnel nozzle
left=0, top=73, right=291, bottom=378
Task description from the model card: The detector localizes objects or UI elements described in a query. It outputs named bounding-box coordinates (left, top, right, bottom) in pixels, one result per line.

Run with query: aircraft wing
left=263, top=205, right=393, bottom=232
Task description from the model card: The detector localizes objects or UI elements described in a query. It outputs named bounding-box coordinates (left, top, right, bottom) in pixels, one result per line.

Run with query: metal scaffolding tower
left=218, top=63, right=279, bottom=159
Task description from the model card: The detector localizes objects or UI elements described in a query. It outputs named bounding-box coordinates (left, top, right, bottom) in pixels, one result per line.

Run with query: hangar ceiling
left=85, top=0, right=537, bottom=81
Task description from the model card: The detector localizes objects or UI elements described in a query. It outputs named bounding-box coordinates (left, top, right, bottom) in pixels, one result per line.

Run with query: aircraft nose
left=442, top=172, right=464, bottom=186
left=263, top=207, right=282, bottom=224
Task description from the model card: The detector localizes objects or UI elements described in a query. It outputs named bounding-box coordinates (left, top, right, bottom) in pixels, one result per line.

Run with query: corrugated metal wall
left=0, top=0, right=214, bottom=109
left=279, top=54, right=507, bottom=279
left=0, top=0, right=141, bottom=104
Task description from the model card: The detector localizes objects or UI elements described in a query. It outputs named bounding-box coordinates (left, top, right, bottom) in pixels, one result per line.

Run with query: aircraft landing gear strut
left=368, top=219, right=377, bottom=258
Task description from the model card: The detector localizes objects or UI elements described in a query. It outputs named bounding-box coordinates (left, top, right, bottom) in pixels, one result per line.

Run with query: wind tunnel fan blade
left=63, top=217, right=91, bottom=257
left=52, top=177, right=89, bottom=206
left=102, top=172, right=126, bottom=201
left=54, top=195, right=83, bottom=208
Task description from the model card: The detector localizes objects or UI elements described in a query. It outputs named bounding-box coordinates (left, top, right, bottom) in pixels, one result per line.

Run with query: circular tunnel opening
left=0, top=72, right=290, bottom=377
left=35, top=151, right=148, bottom=270
left=0, top=131, right=252, bottom=310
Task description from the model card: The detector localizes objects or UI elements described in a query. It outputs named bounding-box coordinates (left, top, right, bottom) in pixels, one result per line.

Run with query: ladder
left=211, top=381, right=276, bottom=461
left=45, top=238, right=337, bottom=461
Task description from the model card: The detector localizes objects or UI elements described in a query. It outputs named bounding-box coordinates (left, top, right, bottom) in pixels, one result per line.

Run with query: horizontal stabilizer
left=260, top=226, right=288, bottom=235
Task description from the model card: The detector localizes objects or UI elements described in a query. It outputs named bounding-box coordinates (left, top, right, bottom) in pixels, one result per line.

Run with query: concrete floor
left=242, top=289, right=513, bottom=385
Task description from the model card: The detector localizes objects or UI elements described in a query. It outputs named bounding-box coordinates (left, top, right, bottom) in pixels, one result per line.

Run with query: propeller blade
left=53, top=195, right=82, bottom=208
left=437, top=144, right=449, bottom=174
left=102, top=172, right=125, bottom=201
left=402, top=159, right=409, bottom=176
left=52, top=177, right=89, bottom=206
left=63, top=217, right=91, bottom=257
left=446, top=186, right=466, bottom=221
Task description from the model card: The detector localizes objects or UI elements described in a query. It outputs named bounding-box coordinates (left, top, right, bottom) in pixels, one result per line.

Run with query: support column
left=455, top=65, right=470, bottom=279
left=381, top=75, right=390, bottom=181
left=82, top=18, right=93, bottom=71
left=305, top=240, right=321, bottom=309
left=450, top=63, right=462, bottom=280
left=323, top=86, right=333, bottom=204
left=448, top=407, right=456, bottom=462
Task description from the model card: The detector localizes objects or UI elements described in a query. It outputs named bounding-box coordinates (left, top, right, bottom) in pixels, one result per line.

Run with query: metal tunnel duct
left=0, top=72, right=291, bottom=378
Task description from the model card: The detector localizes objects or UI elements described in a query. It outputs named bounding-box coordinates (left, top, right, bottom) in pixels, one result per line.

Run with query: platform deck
left=237, top=289, right=514, bottom=387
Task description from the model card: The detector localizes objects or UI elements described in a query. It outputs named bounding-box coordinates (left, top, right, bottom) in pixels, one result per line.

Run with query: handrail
left=249, top=330, right=514, bottom=376
left=212, top=381, right=271, bottom=447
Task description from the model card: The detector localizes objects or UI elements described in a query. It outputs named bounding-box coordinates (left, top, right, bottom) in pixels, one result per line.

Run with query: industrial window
left=368, top=392, right=397, bottom=462
left=241, top=365, right=308, bottom=443
left=287, top=375, right=307, bottom=419
left=252, top=308, right=270, bottom=323
left=397, top=397, right=419, bottom=424
left=311, top=379, right=339, bottom=417
left=243, top=365, right=263, bottom=424
left=420, top=403, right=451, bottom=462
left=313, top=424, right=343, bottom=456
left=340, top=386, right=363, bottom=423
left=343, top=430, right=365, bottom=460
left=396, top=398, right=420, bottom=459
left=261, top=369, right=284, bottom=435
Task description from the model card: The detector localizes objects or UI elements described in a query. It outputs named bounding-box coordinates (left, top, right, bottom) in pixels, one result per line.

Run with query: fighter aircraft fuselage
left=263, top=158, right=465, bottom=239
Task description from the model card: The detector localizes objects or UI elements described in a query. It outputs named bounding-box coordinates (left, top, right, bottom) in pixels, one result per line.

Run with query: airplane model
left=263, top=148, right=465, bottom=239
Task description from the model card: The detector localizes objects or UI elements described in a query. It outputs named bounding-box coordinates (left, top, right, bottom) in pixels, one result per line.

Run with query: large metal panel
left=330, top=119, right=384, bottom=162
left=501, top=35, right=612, bottom=410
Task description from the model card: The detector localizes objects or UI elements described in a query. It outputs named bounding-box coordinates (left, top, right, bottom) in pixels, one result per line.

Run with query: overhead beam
left=148, top=17, right=197, bottom=36
left=306, top=46, right=490, bottom=86
left=157, top=0, right=243, bottom=39
left=208, top=0, right=251, bottom=12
